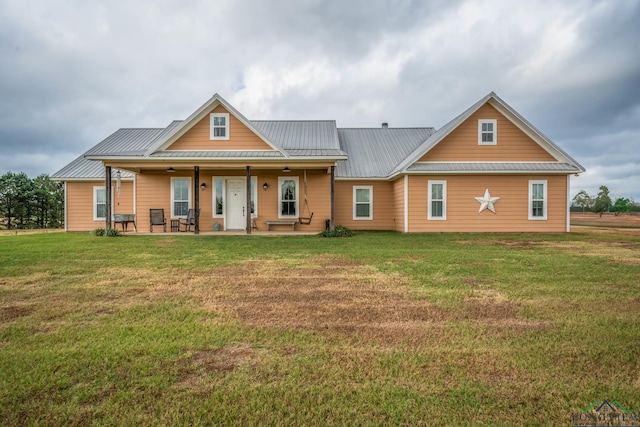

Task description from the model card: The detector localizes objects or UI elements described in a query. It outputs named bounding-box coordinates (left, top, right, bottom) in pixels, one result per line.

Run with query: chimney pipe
left=382, top=122, right=388, bottom=129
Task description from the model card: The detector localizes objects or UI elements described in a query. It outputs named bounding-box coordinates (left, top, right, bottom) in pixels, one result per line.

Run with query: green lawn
left=1, top=231, right=638, bottom=426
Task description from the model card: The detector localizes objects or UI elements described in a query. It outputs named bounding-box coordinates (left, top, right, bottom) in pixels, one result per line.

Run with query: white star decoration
left=475, top=188, right=500, bottom=213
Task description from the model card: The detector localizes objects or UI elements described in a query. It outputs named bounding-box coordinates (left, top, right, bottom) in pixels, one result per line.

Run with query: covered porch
left=102, top=162, right=337, bottom=235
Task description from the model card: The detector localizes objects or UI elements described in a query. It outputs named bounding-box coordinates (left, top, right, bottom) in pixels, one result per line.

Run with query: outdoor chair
left=179, top=208, right=200, bottom=232
left=149, top=209, right=166, bottom=232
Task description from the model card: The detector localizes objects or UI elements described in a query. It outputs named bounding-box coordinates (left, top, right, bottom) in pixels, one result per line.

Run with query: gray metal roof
left=85, top=128, right=165, bottom=156
left=406, top=162, right=582, bottom=173
left=336, top=128, right=435, bottom=178
left=51, top=155, right=134, bottom=180
left=150, top=150, right=285, bottom=158
left=251, top=120, right=341, bottom=150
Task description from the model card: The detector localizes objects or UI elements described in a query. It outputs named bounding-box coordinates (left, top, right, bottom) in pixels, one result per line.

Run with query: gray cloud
left=0, top=0, right=638, bottom=202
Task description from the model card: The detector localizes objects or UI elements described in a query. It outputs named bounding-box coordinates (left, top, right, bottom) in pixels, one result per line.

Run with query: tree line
left=0, top=172, right=64, bottom=229
left=572, top=185, right=637, bottom=215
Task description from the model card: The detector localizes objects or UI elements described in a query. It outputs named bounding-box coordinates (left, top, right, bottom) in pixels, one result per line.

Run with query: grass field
left=1, top=231, right=639, bottom=425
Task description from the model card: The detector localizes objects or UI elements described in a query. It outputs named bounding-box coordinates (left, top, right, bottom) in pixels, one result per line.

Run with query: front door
left=226, top=179, right=246, bottom=230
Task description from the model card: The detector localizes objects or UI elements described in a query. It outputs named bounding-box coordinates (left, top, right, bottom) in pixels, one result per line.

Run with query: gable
left=166, top=105, right=275, bottom=151
left=419, top=104, right=556, bottom=162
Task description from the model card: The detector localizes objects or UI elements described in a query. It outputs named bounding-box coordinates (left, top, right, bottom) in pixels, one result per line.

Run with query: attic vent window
left=478, top=119, right=497, bottom=145
left=210, top=113, right=230, bottom=140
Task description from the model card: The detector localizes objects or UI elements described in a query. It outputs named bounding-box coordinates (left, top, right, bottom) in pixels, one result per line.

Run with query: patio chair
left=149, top=209, right=166, bottom=232
left=179, top=208, right=200, bottom=232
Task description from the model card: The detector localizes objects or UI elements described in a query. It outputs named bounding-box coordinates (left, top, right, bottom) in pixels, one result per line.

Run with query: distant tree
left=612, top=197, right=633, bottom=215
left=0, top=172, right=64, bottom=229
left=572, top=190, right=593, bottom=212
left=593, top=185, right=612, bottom=217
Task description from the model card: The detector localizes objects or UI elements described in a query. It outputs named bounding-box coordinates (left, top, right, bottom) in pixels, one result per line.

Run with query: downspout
left=63, top=182, right=68, bottom=232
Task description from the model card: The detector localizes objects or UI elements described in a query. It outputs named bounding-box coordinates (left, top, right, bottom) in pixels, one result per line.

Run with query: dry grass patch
left=541, top=240, right=640, bottom=265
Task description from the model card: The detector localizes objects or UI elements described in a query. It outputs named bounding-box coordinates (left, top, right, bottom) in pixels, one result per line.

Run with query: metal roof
left=84, top=128, right=166, bottom=156
left=251, top=120, right=341, bottom=150
left=336, top=128, right=435, bottom=178
left=51, top=155, right=135, bottom=180
left=406, top=162, right=583, bottom=173
left=150, top=150, right=285, bottom=158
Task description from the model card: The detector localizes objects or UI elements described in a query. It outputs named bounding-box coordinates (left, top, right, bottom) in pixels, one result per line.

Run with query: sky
left=1, top=0, right=639, bottom=202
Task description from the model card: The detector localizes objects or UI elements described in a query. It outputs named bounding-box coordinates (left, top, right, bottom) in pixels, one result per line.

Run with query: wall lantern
left=282, top=167, right=291, bottom=173
left=200, top=182, right=207, bottom=191
left=166, top=167, right=175, bottom=173
left=263, top=182, right=269, bottom=191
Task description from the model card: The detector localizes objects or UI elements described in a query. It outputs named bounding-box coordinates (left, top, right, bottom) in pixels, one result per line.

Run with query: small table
left=170, top=219, right=180, bottom=232
left=114, top=214, right=136, bottom=233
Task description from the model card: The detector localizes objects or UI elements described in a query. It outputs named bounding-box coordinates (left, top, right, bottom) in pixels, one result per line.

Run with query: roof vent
left=382, top=122, right=388, bottom=129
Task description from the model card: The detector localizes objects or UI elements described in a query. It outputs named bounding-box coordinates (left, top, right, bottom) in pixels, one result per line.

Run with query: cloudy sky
left=1, top=0, right=638, bottom=201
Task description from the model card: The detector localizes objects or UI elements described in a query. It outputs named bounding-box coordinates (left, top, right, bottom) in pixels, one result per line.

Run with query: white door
left=226, top=179, right=246, bottom=230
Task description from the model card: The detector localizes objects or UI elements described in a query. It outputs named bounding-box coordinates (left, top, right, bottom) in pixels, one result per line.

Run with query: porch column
left=246, top=166, right=252, bottom=234
left=194, top=166, right=200, bottom=235
left=330, top=166, right=335, bottom=231
left=105, top=165, right=112, bottom=230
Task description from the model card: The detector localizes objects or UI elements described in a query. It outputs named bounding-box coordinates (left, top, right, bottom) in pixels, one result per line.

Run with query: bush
left=91, top=228, right=120, bottom=237
left=319, top=225, right=353, bottom=238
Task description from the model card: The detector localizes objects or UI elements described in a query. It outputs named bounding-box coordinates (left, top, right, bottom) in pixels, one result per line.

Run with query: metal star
left=475, top=188, right=500, bottom=213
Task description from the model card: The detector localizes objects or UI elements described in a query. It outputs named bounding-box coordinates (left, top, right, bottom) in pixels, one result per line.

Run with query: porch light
left=200, top=182, right=206, bottom=190
left=263, top=182, right=269, bottom=191
left=282, top=167, right=290, bottom=173
left=167, top=167, right=175, bottom=173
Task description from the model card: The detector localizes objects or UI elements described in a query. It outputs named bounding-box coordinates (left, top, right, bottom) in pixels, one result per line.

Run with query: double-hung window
left=210, top=113, right=229, bottom=140
left=171, top=177, right=191, bottom=218
left=428, top=180, right=447, bottom=220
left=478, top=119, right=497, bottom=145
left=94, top=186, right=107, bottom=220
left=529, top=180, right=547, bottom=220
left=278, top=177, right=298, bottom=218
left=353, top=186, right=373, bottom=220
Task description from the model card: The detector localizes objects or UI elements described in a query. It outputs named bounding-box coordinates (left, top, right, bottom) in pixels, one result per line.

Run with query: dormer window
left=210, top=113, right=229, bottom=140
left=478, top=119, right=497, bottom=145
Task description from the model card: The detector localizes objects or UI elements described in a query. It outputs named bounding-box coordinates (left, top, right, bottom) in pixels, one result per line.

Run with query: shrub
left=91, top=228, right=120, bottom=237
left=319, top=225, right=353, bottom=238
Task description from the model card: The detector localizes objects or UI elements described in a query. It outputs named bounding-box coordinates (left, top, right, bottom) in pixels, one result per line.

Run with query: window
left=94, top=186, right=106, bottom=220
left=428, top=180, right=447, bottom=220
left=353, top=186, right=373, bottom=220
left=478, top=119, right=497, bottom=145
left=212, top=177, right=258, bottom=218
left=210, top=113, right=229, bottom=140
left=214, top=179, right=224, bottom=216
left=171, top=177, right=191, bottom=218
left=529, top=180, right=547, bottom=220
left=278, top=177, right=298, bottom=218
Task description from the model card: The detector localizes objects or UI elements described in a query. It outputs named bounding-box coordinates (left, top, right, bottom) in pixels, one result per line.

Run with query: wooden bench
left=265, top=220, right=297, bottom=231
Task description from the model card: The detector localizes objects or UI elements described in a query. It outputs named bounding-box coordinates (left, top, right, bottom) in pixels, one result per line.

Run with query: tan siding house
left=52, top=92, right=584, bottom=233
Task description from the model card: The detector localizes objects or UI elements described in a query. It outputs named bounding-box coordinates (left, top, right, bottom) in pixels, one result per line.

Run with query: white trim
left=212, top=176, right=258, bottom=221
left=352, top=185, right=373, bottom=220
left=210, top=113, right=230, bottom=140
left=566, top=176, right=571, bottom=232
left=133, top=174, right=137, bottom=216
left=278, top=176, right=299, bottom=219
left=404, top=175, right=409, bottom=233
left=93, top=186, right=114, bottom=221
left=528, top=180, right=547, bottom=220
left=428, top=180, right=447, bottom=220
left=171, top=177, right=192, bottom=218
left=63, top=182, right=68, bottom=231
left=478, top=119, right=497, bottom=145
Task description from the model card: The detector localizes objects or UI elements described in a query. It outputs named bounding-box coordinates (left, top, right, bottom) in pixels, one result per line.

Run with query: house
left=51, top=92, right=585, bottom=233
